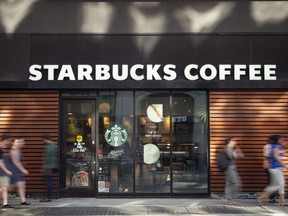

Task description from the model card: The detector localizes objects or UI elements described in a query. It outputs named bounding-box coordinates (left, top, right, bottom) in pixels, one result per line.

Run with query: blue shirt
left=270, top=144, right=284, bottom=169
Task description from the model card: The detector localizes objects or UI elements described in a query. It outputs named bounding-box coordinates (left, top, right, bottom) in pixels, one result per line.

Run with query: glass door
left=134, top=91, right=208, bottom=195
left=62, top=100, right=96, bottom=196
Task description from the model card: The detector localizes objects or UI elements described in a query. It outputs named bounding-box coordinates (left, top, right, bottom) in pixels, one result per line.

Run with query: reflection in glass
left=63, top=91, right=208, bottom=195
left=251, top=2, right=288, bottom=26
left=171, top=91, right=208, bottom=193
left=98, top=92, right=134, bottom=193
left=135, top=91, right=170, bottom=193
left=0, top=0, right=38, bottom=34
left=174, top=2, right=236, bottom=33
left=81, top=2, right=115, bottom=33
left=135, top=91, right=208, bottom=194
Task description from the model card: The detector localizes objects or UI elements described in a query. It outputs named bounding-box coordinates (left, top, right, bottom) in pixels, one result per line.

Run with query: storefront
left=0, top=1, right=288, bottom=198
left=61, top=91, right=208, bottom=197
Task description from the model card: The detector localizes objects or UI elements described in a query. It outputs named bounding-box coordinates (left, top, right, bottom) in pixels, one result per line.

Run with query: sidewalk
left=2, top=198, right=288, bottom=216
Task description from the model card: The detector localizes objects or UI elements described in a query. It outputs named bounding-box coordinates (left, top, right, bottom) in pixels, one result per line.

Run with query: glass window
left=98, top=91, right=134, bottom=193
left=171, top=91, right=208, bottom=193
left=62, top=90, right=208, bottom=196
left=135, top=91, right=170, bottom=193
left=135, top=91, right=208, bottom=194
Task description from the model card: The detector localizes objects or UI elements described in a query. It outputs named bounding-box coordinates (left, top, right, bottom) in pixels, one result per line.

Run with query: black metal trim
left=59, top=98, right=97, bottom=198
left=207, top=90, right=211, bottom=197
left=169, top=93, right=173, bottom=195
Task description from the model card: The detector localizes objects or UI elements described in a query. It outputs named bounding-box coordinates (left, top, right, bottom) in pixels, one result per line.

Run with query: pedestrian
left=40, top=134, right=57, bottom=202
left=118, top=142, right=133, bottom=192
left=258, top=135, right=288, bottom=206
left=223, top=136, right=244, bottom=205
left=262, top=137, right=276, bottom=203
left=8, top=139, right=30, bottom=205
left=0, top=135, right=13, bottom=209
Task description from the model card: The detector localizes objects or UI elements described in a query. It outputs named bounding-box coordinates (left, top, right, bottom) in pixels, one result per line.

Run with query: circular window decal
left=143, top=143, right=160, bottom=164
left=146, top=104, right=163, bottom=123
left=105, top=124, right=128, bottom=147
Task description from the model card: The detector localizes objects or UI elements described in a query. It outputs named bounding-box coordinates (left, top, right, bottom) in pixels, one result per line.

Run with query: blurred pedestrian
left=0, top=135, right=13, bottom=209
left=223, top=136, right=244, bottom=205
left=258, top=135, right=288, bottom=206
left=118, top=142, right=133, bottom=192
left=262, top=137, right=276, bottom=203
left=40, top=134, right=57, bottom=202
left=8, top=139, right=30, bottom=205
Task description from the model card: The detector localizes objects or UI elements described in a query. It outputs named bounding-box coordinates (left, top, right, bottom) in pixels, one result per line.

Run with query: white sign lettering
left=29, top=64, right=277, bottom=81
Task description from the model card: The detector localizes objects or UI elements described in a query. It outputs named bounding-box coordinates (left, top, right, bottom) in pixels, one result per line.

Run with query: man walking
left=0, top=135, right=13, bottom=209
left=223, top=136, right=244, bottom=205
left=40, top=134, right=57, bottom=202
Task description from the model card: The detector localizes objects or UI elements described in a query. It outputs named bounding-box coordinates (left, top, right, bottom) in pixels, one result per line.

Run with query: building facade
left=0, top=0, right=288, bottom=197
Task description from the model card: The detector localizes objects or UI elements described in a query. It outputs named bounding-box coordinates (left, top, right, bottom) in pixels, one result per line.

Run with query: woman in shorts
left=8, top=139, right=30, bottom=205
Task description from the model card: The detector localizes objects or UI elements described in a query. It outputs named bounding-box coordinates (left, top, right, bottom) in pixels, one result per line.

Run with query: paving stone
left=0, top=205, right=276, bottom=216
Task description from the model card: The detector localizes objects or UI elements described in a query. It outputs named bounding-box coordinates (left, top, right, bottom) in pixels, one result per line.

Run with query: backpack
left=217, top=149, right=231, bottom=172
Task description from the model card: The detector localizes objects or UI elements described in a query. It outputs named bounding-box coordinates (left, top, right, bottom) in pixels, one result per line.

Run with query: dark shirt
left=0, top=148, right=7, bottom=176
left=0, top=148, right=3, bottom=160
left=225, top=146, right=236, bottom=167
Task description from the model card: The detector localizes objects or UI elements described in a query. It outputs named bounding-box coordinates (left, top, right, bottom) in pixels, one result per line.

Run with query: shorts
left=10, top=171, right=24, bottom=184
left=0, top=176, right=10, bottom=188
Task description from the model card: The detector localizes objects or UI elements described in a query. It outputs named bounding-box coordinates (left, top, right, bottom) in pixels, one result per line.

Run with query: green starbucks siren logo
left=105, top=124, right=128, bottom=147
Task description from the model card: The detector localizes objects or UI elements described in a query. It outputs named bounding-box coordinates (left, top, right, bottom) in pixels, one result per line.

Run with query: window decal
left=104, top=124, right=128, bottom=147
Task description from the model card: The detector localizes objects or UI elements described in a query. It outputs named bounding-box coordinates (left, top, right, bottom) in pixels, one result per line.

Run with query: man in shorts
left=0, top=135, right=13, bottom=209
